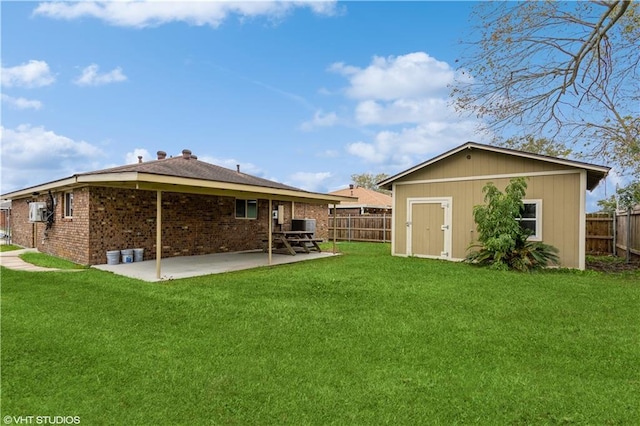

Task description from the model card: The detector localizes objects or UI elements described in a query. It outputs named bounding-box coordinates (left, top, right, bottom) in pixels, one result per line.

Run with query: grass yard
left=1, top=242, right=638, bottom=424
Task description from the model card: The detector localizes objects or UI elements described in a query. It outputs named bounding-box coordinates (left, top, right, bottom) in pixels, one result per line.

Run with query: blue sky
left=0, top=1, right=616, bottom=210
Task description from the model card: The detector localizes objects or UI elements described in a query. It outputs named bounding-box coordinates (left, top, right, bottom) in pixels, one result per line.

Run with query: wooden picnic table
left=263, top=230, right=323, bottom=255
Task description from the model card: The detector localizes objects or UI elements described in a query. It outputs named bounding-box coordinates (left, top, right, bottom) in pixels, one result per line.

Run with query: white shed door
left=407, top=198, right=452, bottom=259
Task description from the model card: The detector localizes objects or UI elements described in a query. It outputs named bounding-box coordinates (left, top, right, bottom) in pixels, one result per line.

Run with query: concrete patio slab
left=92, top=250, right=340, bottom=282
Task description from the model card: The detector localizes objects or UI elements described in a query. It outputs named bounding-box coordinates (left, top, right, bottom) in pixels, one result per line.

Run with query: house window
left=64, top=192, right=74, bottom=218
left=235, top=199, right=257, bottom=219
left=517, top=199, right=542, bottom=241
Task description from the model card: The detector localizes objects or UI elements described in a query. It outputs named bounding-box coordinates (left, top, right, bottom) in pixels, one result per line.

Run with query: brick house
left=1, top=149, right=353, bottom=271
left=329, top=184, right=392, bottom=215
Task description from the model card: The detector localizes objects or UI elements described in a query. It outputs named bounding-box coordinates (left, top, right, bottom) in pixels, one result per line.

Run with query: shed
left=1, top=149, right=353, bottom=277
left=378, top=142, right=610, bottom=270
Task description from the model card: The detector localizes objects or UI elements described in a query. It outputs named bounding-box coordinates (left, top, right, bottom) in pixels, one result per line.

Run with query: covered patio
left=93, top=249, right=339, bottom=282
left=1, top=149, right=354, bottom=274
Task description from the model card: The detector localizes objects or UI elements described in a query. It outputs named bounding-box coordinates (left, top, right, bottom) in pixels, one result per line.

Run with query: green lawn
left=1, top=243, right=638, bottom=424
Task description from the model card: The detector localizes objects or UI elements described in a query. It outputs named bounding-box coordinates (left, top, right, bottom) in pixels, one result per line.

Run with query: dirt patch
left=586, top=259, right=640, bottom=273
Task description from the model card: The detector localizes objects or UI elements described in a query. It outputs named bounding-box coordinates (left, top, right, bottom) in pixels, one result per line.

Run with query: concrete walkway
left=0, top=248, right=65, bottom=272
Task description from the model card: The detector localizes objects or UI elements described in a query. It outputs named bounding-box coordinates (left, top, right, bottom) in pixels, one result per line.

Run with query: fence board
left=586, top=213, right=613, bottom=254
left=615, top=206, right=640, bottom=260
left=329, top=214, right=391, bottom=242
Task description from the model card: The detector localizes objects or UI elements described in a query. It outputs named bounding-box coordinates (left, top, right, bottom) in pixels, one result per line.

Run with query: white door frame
left=406, top=197, right=452, bottom=259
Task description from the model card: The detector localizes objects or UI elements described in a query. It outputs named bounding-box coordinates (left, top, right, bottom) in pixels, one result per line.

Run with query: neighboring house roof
left=378, top=141, right=610, bottom=191
left=1, top=149, right=354, bottom=204
left=329, top=186, right=392, bottom=210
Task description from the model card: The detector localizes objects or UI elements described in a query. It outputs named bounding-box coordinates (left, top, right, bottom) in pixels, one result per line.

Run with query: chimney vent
left=157, top=151, right=167, bottom=160
left=236, top=164, right=241, bottom=173
left=191, top=154, right=198, bottom=160
left=138, top=156, right=143, bottom=163
left=182, top=149, right=192, bottom=159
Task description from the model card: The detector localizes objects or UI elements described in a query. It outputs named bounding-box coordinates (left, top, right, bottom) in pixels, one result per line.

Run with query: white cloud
left=33, top=1, right=339, bottom=28
left=1, top=94, right=43, bottom=110
left=347, top=121, right=482, bottom=171
left=321, top=51, right=488, bottom=173
left=125, top=148, right=151, bottom=164
left=330, top=52, right=454, bottom=100
left=1, top=60, right=55, bottom=88
left=355, top=98, right=450, bottom=126
left=0, top=125, right=105, bottom=194
left=74, top=64, right=127, bottom=86
left=300, top=110, right=338, bottom=131
left=288, top=171, right=332, bottom=192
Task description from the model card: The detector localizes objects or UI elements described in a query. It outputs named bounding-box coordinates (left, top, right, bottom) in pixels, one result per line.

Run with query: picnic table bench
left=262, top=230, right=323, bottom=255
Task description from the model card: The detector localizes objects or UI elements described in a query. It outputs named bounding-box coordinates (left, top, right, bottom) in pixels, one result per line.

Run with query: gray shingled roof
left=79, top=154, right=303, bottom=192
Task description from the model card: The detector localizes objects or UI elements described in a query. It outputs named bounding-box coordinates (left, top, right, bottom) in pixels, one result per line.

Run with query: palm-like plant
left=466, top=178, right=559, bottom=271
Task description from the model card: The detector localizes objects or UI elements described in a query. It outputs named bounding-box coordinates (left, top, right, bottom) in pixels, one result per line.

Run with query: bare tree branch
left=451, top=0, right=639, bottom=176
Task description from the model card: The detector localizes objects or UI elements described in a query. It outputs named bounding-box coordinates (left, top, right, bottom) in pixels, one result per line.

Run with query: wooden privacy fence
left=332, top=212, right=639, bottom=260
left=614, top=206, right=640, bottom=260
left=586, top=213, right=614, bottom=254
left=328, top=214, right=391, bottom=242
left=585, top=209, right=639, bottom=259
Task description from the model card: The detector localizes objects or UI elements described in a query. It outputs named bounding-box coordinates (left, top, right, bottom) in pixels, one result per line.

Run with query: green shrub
left=466, top=177, right=559, bottom=271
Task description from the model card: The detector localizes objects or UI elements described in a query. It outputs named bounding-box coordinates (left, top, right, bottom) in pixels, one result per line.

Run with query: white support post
left=156, top=190, right=162, bottom=279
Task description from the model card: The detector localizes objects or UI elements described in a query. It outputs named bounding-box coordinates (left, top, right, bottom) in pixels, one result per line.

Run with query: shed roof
left=1, top=150, right=354, bottom=204
left=378, top=142, right=610, bottom=191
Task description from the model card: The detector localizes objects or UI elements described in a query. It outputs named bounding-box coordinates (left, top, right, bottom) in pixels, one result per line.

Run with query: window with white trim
left=235, top=199, right=257, bottom=219
left=517, top=199, right=542, bottom=241
left=64, top=191, right=74, bottom=218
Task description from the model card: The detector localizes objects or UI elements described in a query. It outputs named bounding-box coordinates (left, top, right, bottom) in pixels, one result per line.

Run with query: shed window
left=517, top=200, right=542, bottom=241
left=64, top=192, right=74, bottom=218
left=236, top=199, right=257, bottom=219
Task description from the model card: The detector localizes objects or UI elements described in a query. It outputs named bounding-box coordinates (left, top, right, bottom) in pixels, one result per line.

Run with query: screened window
left=517, top=199, right=542, bottom=241
left=235, top=199, right=257, bottom=219
left=64, top=192, right=74, bottom=218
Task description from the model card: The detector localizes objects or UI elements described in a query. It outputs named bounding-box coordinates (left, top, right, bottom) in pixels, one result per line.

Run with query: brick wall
left=9, top=189, right=91, bottom=264
left=9, top=186, right=329, bottom=265
left=9, top=198, right=33, bottom=248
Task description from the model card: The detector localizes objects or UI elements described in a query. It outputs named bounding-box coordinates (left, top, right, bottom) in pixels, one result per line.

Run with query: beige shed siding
left=405, top=149, right=576, bottom=182
left=393, top=170, right=582, bottom=268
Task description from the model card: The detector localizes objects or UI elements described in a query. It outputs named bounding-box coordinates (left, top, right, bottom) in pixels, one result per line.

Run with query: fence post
left=613, top=212, right=617, bottom=257
left=383, top=213, right=386, bottom=242
left=626, top=208, right=631, bottom=263
left=348, top=214, right=352, bottom=241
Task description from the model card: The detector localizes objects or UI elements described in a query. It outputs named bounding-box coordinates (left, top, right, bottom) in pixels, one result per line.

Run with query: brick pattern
left=9, top=200, right=33, bottom=248
left=10, top=190, right=91, bottom=263
left=10, top=187, right=329, bottom=265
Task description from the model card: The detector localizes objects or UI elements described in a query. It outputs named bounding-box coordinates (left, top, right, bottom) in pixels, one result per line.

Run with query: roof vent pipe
left=138, top=156, right=143, bottom=163
left=182, top=149, right=192, bottom=159
left=191, top=154, right=198, bottom=160
left=236, top=164, right=240, bottom=173
left=157, top=151, right=167, bottom=160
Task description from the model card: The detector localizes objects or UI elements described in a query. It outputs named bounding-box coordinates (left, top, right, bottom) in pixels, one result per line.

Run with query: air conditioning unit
left=29, top=202, right=47, bottom=223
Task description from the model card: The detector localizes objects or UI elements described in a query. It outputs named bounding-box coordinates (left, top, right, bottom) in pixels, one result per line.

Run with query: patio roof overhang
left=1, top=171, right=355, bottom=205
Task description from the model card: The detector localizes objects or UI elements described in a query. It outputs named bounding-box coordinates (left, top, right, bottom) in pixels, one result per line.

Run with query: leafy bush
left=466, top=177, right=559, bottom=271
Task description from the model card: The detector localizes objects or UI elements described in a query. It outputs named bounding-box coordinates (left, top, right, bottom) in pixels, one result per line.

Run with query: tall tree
left=452, top=1, right=639, bottom=176
left=500, top=135, right=573, bottom=158
left=351, top=173, right=391, bottom=194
